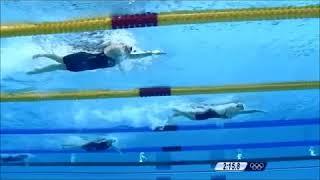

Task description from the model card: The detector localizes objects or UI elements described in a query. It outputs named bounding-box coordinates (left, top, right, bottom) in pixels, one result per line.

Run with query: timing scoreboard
left=214, top=162, right=267, bottom=171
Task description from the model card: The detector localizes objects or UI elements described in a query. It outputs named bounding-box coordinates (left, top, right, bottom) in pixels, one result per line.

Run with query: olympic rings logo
left=249, top=162, right=265, bottom=171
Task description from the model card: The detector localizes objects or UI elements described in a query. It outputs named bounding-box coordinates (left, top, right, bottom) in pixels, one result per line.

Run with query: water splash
left=0, top=39, right=42, bottom=77
left=139, top=152, right=147, bottom=163
left=72, top=99, right=187, bottom=129
left=309, top=146, right=317, bottom=156
left=70, top=96, right=242, bottom=129
left=237, top=149, right=243, bottom=160
left=63, top=135, right=88, bottom=147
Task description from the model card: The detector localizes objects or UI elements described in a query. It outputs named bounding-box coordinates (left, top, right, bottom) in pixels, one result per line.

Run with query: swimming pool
left=0, top=1, right=319, bottom=180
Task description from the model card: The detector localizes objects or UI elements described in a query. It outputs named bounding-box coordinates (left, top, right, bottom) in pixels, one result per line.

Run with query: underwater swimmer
left=28, top=41, right=165, bottom=74
left=171, top=102, right=265, bottom=120
left=62, top=137, right=121, bottom=153
left=0, top=154, right=31, bottom=163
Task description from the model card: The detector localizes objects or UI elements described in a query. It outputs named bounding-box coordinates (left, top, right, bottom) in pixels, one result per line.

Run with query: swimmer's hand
left=151, top=50, right=166, bottom=55
left=111, top=146, right=123, bottom=154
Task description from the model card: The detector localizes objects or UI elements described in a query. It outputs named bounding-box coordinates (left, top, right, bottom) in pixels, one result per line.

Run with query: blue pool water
left=0, top=1, right=320, bottom=180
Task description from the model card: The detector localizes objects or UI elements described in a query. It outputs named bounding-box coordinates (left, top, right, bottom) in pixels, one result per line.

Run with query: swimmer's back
left=82, top=141, right=113, bottom=151
left=63, top=52, right=116, bottom=72
left=1, top=155, right=28, bottom=162
left=194, top=109, right=226, bottom=120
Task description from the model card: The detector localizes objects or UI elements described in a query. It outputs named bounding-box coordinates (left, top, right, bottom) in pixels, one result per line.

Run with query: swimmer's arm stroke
left=97, top=42, right=111, bottom=49
left=116, top=59, right=126, bottom=73
left=127, top=50, right=166, bottom=59
left=118, top=63, right=124, bottom=72
left=111, top=146, right=123, bottom=154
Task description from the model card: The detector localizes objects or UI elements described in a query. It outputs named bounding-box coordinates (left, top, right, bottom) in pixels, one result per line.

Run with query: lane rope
left=1, top=81, right=319, bottom=102
left=1, top=5, right=319, bottom=37
left=1, top=118, right=318, bottom=135
left=1, top=140, right=319, bottom=154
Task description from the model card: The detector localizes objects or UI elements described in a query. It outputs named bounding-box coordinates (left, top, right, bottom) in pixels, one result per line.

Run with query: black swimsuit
left=63, top=52, right=116, bottom=72
left=194, top=109, right=226, bottom=120
left=1, top=155, right=28, bottom=162
left=81, top=141, right=113, bottom=152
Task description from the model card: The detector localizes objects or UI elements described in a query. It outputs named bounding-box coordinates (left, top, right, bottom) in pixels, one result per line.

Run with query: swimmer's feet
left=26, top=71, right=36, bottom=75
left=172, top=109, right=183, bottom=117
left=154, top=126, right=166, bottom=131
left=32, top=54, right=42, bottom=59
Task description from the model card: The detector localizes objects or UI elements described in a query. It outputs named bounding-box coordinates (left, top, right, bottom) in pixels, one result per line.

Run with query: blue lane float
left=1, top=140, right=319, bottom=154
left=1, top=118, right=319, bottom=135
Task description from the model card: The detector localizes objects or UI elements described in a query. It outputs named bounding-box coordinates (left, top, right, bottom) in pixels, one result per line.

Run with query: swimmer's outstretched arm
left=209, top=101, right=239, bottom=107
left=127, top=50, right=165, bottom=59
left=238, top=110, right=267, bottom=115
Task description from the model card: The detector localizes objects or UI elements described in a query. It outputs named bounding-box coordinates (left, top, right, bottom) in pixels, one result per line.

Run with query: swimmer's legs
left=62, top=144, right=79, bottom=149
left=172, top=109, right=184, bottom=117
left=27, top=64, right=66, bottom=75
left=33, top=54, right=64, bottom=64
left=172, top=109, right=195, bottom=120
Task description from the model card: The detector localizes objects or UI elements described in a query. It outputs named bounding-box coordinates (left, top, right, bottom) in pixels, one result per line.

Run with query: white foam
left=72, top=99, right=187, bottom=129
left=64, top=136, right=87, bottom=146
left=0, top=38, right=41, bottom=77
left=106, top=30, right=157, bottom=71
left=70, top=96, right=245, bottom=129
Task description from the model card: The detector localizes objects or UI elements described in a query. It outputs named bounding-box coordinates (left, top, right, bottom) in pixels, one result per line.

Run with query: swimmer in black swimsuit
left=28, top=41, right=165, bottom=74
left=0, top=154, right=30, bottom=163
left=171, top=102, right=265, bottom=121
left=62, top=137, right=121, bottom=153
